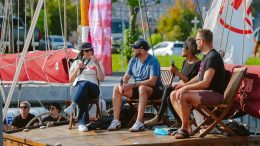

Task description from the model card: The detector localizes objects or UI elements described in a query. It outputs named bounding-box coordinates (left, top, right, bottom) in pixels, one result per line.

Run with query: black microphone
left=171, top=60, right=175, bottom=67
left=79, top=58, right=85, bottom=73
left=120, top=77, right=124, bottom=93
left=171, top=60, right=175, bottom=78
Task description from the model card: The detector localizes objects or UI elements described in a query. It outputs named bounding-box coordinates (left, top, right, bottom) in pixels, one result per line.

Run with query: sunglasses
left=49, top=107, right=56, bottom=110
left=20, top=106, right=28, bottom=109
left=83, top=49, right=93, bottom=52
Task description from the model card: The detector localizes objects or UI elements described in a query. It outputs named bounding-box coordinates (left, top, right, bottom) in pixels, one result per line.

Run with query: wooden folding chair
left=67, top=90, right=102, bottom=130
left=126, top=67, right=174, bottom=127
left=192, top=67, right=247, bottom=138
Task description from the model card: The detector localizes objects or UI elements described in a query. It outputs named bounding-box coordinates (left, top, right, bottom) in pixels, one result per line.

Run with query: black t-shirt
left=11, top=113, right=36, bottom=129
left=181, top=59, right=201, bottom=81
left=198, top=49, right=225, bottom=94
left=42, top=115, right=67, bottom=123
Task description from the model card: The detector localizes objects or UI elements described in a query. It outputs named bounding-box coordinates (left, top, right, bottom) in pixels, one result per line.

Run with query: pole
left=80, top=0, right=90, bottom=43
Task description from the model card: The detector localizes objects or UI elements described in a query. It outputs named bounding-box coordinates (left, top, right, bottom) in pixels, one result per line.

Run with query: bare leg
left=170, top=91, right=182, bottom=122
left=136, top=85, right=153, bottom=122
left=112, top=85, right=132, bottom=120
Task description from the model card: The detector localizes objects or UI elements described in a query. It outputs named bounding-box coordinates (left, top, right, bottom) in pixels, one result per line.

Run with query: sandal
left=174, top=129, right=190, bottom=139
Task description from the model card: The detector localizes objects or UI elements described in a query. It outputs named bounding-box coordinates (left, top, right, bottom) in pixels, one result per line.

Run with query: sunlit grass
left=112, top=54, right=260, bottom=72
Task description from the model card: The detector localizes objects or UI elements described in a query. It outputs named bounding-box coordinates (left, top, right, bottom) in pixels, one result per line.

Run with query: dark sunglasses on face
left=20, top=106, right=28, bottom=109
left=49, top=107, right=56, bottom=110
left=83, top=49, right=93, bottom=52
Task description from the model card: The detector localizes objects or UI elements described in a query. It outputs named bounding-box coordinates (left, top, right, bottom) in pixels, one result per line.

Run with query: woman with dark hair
left=144, top=37, right=201, bottom=128
left=64, top=42, right=105, bottom=132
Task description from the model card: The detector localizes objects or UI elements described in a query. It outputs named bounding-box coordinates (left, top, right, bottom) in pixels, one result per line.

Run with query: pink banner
left=88, top=0, right=112, bottom=75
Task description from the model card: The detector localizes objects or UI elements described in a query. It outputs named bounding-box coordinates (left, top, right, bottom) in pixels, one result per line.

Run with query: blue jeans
left=71, top=81, right=100, bottom=125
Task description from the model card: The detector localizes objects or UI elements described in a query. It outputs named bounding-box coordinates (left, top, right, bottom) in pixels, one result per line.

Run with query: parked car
left=0, top=16, right=42, bottom=52
left=39, top=35, right=73, bottom=50
left=111, top=18, right=129, bottom=53
left=148, top=41, right=184, bottom=56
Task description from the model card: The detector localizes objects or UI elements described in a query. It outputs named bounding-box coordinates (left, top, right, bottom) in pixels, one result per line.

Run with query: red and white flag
left=204, top=0, right=254, bottom=65
left=88, top=0, right=112, bottom=75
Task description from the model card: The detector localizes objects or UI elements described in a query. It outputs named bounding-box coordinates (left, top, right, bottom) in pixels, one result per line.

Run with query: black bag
left=88, top=116, right=113, bottom=130
left=225, top=121, right=250, bottom=136
left=119, top=105, right=135, bottom=127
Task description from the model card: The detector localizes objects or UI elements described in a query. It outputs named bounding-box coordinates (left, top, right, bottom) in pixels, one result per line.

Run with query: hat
left=79, top=42, right=93, bottom=51
left=130, top=40, right=149, bottom=50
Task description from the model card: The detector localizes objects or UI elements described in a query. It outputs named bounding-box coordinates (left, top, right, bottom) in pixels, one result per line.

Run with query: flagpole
left=80, top=0, right=90, bottom=43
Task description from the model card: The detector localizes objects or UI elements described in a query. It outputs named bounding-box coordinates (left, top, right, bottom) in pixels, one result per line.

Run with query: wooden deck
left=3, top=125, right=260, bottom=146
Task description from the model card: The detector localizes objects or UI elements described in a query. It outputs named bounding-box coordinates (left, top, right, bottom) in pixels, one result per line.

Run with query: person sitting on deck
left=169, top=29, right=225, bottom=139
left=11, top=101, right=38, bottom=130
left=144, top=37, right=201, bottom=128
left=64, top=42, right=105, bottom=132
left=43, top=102, right=67, bottom=124
left=107, top=39, right=164, bottom=132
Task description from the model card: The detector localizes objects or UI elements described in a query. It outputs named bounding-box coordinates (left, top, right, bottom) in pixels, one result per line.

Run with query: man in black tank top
left=169, top=29, right=225, bottom=139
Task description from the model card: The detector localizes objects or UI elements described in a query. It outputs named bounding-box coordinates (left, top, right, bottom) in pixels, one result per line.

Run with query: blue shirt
left=255, top=27, right=260, bottom=41
left=126, top=54, right=163, bottom=87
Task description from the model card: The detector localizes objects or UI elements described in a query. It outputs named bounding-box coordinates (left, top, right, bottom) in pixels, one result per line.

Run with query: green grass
left=112, top=54, right=260, bottom=72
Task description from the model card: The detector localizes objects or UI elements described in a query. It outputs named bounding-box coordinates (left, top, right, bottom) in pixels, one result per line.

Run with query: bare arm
left=184, top=68, right=215, bottom=90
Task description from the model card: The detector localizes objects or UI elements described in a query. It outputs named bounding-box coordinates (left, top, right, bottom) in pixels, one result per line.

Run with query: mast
left=80, top=0, right=90, bottom=43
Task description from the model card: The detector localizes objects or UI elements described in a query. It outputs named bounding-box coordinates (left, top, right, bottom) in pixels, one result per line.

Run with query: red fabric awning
left=0, top=49, right=78, bottom=83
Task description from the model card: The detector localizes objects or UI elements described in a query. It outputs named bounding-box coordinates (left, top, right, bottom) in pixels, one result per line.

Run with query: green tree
left=37, top=0, right=77, bottom=37
left=157, top=0, right=200, bottom=41
left=113, top=0, right=160, bottom=61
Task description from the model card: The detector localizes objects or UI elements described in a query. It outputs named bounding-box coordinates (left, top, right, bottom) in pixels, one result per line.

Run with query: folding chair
left=126, top=67, right=174, bottom=127
left=192, top=67, right=247, bottom=138
left=67, top=87, right=102, bottom=130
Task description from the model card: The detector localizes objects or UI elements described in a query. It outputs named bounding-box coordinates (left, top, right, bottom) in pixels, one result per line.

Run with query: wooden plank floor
left=4, top=125, right=260, bottom=146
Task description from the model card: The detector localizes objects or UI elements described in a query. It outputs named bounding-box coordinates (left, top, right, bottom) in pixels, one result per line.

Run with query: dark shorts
left=199, top=90, right=224, bottom=105
left=131, top=85, right=163, bottom=99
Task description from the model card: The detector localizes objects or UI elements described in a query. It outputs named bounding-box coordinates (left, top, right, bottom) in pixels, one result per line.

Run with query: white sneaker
left=64, top=102, right=76, bottom=115
left=129, top=121, right=145, bottom=132
left=78, top=124, right=88, bottom=132
left=107, top=119, right=121, bottom=131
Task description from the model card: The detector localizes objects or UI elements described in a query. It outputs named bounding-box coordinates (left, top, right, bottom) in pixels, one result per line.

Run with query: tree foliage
left=37, top=0, right=77, bottom=37
left=157, top=0, right=200, bottom=41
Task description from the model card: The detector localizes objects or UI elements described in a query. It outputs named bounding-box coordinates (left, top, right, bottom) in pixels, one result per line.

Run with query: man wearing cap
left=108, top=40, right=163, bottom=132
left=64, top=42, right=105, bottom=132
left=11, top=101, right=38, bottom=130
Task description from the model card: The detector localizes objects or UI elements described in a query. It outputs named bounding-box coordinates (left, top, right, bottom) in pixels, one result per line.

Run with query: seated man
left=43, top=102, right=67, bottom=124
left=145, top=37, right=201, bottom=128
left=170, top=29, right=225, bottom=139
left=11, top=101, right=38, bottom=130
left=107, top=40, right=163, bottom=132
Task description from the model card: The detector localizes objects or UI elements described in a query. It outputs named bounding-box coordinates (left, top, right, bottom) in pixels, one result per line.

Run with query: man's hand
left=175, top=86, right=187, bottom=100
left=173, top=83, right=184, bottom=90
left=121, top=83, right=133, bottom=92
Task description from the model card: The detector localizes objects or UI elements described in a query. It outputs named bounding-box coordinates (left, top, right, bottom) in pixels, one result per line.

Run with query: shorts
left=199, top=90, right=224, bottom=105
left=131, top=85, right=163, bottom=99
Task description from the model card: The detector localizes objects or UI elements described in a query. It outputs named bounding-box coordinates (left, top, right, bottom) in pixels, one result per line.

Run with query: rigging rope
left=138, top=0, right=146, bottom=40
left=58, top=0, right=64, bottom=39
left=43, top=0, right=50, bottom=50
left=219, top=0, right=230, bottom=56
left=195, top=0, right=204, bottom=26
left=3, top=0, right=44, bottom=122
left=0, top=0, right=10, bottom=54
left=143, top=0, right=154, bottom=52
left=17, top=0, right=20, bottom=52
left=241, top=0, right=246, bottom=66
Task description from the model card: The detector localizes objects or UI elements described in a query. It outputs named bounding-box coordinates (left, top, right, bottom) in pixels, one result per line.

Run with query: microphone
left=171, top=60, right=175, bottom=67
left=120, top=77, right=124, bottom=93
left=171, top=60, right=175, bottom=78
left=79, top=58, right=86, bottom=73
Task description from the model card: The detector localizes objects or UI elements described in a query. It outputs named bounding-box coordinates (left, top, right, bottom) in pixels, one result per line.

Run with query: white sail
left=204, top=0, right=254, bottom=65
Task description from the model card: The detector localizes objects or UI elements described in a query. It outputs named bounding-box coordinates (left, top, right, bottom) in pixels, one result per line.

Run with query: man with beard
left=108, top=40, right=163, bottom=132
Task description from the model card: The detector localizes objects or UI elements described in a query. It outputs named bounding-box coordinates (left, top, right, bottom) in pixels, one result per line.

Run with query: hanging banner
left=88, top=0, right=112, bottom=75
left=204, top=0, right=254, bottom=65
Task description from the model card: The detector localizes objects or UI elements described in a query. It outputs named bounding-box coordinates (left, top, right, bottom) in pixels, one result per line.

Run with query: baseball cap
left=79, top=42, right=93, bottom=51
left=130, top=40, right=149, bottom=50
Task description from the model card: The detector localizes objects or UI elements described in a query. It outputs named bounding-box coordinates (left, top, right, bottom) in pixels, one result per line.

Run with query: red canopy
left=0, top=49, right=78, bottom=83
